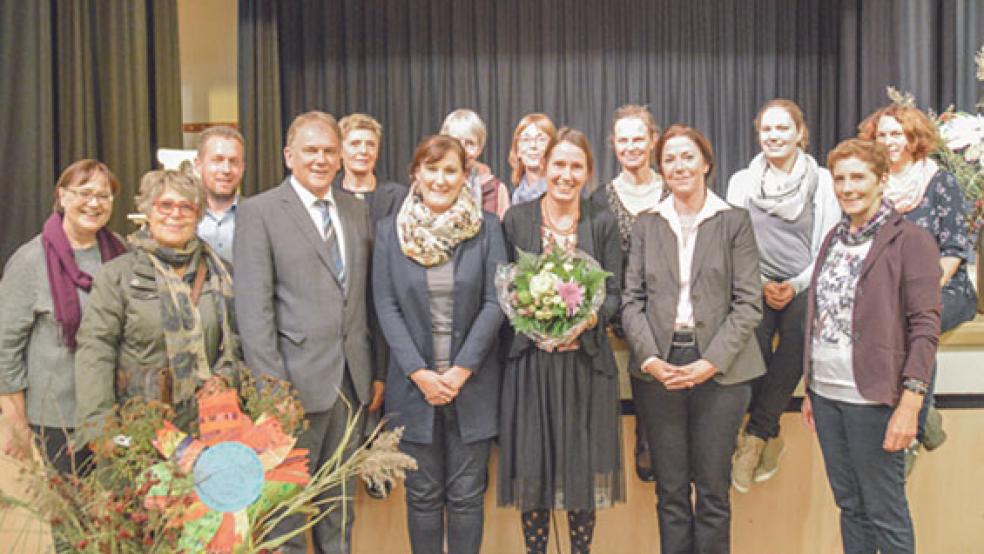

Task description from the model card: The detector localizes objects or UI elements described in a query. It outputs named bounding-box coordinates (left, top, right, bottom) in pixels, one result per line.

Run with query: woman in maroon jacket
left=801, top=138, right=940, bottom=554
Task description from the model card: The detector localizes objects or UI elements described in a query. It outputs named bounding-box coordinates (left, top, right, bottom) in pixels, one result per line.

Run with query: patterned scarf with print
left=397, top=180, right=484, bottom=267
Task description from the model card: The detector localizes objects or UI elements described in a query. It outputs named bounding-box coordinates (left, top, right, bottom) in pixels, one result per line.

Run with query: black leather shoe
left=635, top=442, right=656, bottom=482
left=365, top=480, right=393, bottom=499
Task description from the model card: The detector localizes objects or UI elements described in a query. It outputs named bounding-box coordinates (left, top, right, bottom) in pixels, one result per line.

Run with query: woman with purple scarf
left=0, top=160, right=126, bottom=473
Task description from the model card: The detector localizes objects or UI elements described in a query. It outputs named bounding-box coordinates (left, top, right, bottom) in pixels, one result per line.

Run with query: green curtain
left=0, top=0, right=182, bottom=266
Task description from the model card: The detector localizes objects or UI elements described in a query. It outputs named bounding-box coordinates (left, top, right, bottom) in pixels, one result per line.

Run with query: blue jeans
left=810, top=391, right=915, bottom=554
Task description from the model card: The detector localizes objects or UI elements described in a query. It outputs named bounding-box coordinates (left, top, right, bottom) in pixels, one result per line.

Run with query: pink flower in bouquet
left=556, top=280, right=585, bottom=317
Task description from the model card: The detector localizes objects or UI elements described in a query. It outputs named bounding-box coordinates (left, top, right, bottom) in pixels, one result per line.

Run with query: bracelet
left=901, top=377, right=928, bottom=396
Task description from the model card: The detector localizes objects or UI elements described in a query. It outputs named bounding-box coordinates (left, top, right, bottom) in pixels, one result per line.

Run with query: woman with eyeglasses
left=0, top=160, right=126, bottom=473
left=75, top=169, right=240, bottom=445
left=508, top=113, right=557, bottom=206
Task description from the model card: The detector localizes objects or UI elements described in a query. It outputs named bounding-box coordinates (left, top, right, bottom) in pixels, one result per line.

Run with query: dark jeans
left=746, top=290, right=808, bottom=440
left=30, top=424, right=92, bottom=475
left=810, top=391, right=915, bottom=554
left=633, top=343, right=751, bottom=554
left=916, top=285, right=978, bottom=440
left=400, top=405, right=491, bottom=554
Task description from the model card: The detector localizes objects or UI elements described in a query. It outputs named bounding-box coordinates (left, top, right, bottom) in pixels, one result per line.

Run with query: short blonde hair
left=135, top=169, right=207, bottom=223
left=285, top=111, right=341, bottom=147
left=440, top=109, right=487, bottom=150
left=339, top=113, right=382, bottom=141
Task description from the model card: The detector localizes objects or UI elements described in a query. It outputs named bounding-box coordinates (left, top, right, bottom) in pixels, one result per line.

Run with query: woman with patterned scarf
left=0, top=160, right=126, bottom=473
left=373, top=135, right=506, bottom=554
left=858, top=103, right=977, bottom=473
left=75, top=169, right=240, bottom=447
left=802, top=139, right=940, bottom=554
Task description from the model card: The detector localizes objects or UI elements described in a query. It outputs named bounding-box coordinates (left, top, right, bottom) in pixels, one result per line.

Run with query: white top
left=726, top=157, right=839, bottom=294
left=290, top=176, right=347, bottom=262
left=809, top=239, right=876, bottom=405
left=612, top=170, right=664, bottom=216
left=651, top=190, right=732, bottom=328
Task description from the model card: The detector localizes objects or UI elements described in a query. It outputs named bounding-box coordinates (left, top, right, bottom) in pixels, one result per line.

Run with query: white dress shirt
left=290, top=176, right=347, bottom=263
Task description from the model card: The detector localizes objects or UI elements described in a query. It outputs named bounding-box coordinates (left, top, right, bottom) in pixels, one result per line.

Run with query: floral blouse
left=904, top=169, right=975, bottom=299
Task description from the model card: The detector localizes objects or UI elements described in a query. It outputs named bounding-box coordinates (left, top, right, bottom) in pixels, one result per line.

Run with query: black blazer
left=500, top=198, right=622, bottom=376
left=372, top=212, right=507, bottom=445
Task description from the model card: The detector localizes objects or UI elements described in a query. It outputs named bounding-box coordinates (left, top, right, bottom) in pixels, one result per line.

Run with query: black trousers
left=633, top=344, right=751, bottom=554
left=401, top=405, right=491, bottom=554
left=746, top=290, right=808, bottom=440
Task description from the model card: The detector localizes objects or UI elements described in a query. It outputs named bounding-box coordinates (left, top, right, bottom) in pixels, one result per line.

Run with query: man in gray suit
left=234, top=111, right=373, bottom=554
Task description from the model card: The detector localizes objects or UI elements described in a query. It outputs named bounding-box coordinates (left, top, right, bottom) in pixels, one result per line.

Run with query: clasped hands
left=763, top=281, right=794, bottom=311
left=411, top=366, right=472, bottom=406
left=642, top=357, right=717, bottom=390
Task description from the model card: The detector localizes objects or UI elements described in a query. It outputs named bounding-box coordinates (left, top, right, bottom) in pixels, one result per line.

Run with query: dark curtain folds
left=0, top=0, right=181, bottom=266
left=239, top=0, right=984, bottom=198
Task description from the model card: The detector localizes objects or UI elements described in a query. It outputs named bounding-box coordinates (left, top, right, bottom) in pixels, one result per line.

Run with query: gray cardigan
left=0, top=235, right=102, bottom=427
left=372, top=212, right=506, bottom=445
left=621, top=206, right=766, bottom=385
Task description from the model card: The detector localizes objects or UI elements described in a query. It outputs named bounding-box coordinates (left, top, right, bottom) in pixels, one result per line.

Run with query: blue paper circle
left=193, top=441, right=264, bottom=513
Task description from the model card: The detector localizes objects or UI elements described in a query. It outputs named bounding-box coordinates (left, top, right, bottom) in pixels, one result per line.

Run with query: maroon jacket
left=803, top=210, right=942, bottom=407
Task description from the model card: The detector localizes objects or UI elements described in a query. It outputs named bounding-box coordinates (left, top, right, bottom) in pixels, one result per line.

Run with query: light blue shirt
left=197, top=197, right=238, bottom=262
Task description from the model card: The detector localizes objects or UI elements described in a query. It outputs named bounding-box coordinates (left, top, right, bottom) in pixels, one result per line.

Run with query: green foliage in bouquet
left=507, top=247, right=611, bottom=338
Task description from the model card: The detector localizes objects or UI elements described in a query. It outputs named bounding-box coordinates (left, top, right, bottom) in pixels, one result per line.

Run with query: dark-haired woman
left=622, top=125, right=764, bottom=554
left=0, top=160, right=126, bottom=473
left=499, top=127, right=624, bottom=554
left=373, top=135, right=505, bottom=554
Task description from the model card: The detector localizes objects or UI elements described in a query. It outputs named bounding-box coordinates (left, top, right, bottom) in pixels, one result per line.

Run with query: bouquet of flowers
left=495, top=246, right=611, bottom=349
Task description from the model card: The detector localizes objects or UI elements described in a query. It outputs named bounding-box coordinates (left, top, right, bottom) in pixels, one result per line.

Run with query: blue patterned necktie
left=315, top=199, right=346, bottom=285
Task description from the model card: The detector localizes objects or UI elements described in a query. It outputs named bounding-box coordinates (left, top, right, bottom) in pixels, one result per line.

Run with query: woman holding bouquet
left=857, top=104, right=977, bottom=469
left=498, top=127, right=624, bottom=554
left=373, top=135, right=506, bottom=554
left=621, top=124, right=764, bottom=554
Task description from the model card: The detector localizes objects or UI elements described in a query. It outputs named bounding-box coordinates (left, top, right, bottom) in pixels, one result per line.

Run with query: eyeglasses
left=518, top=135, right=549, bottom=147
left=66, top=188, right=113, bottom=204
left=153, top=199, right=199, bottom=217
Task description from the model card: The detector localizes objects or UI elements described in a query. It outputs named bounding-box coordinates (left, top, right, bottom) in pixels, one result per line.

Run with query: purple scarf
left=41, top=212, right=126, bottom=349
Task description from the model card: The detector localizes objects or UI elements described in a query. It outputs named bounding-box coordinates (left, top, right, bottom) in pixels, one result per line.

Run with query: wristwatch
left=901, top=377, right=928, bottom=396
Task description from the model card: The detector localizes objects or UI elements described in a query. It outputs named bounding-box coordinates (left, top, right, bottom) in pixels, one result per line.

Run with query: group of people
left=0, top=97, right=977, bottom=554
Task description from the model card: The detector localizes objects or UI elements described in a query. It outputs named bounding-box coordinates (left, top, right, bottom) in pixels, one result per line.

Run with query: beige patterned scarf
left=396, top=181, right=483, bottom=267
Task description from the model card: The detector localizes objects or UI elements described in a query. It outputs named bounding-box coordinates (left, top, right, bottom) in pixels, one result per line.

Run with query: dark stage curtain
left=238, top=0, right=983, bottom=199
left=0, top=0, right=181, bottom=266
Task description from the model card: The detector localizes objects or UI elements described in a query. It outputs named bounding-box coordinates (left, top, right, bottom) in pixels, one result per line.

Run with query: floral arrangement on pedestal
left=0, top=370, right=416, bottom=553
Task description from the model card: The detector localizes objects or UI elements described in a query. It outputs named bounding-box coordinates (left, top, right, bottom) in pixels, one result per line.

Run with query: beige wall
left=177, top=0, right=238, bottom=148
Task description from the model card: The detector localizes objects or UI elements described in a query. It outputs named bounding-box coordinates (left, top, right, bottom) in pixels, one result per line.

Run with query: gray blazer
left=621, top=207, right=766, bottom=385
left=234, top=179, right=373, bottom=413
left=372, top=213, right=506, bottom=445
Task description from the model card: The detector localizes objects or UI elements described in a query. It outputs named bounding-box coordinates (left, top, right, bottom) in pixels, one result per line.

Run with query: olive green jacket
left=74, top=249, right=229, bottom=442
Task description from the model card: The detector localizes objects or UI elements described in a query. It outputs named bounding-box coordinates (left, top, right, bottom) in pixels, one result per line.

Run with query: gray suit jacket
left=373, top=213, right=506, bottom=445
left=621, top=207, right=766, bottom=385
left=234, top=178, right=373, bottom=413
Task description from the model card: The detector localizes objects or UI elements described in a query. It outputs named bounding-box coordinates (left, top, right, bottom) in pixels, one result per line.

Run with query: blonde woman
left=441, top=109, right=510, bottom=219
